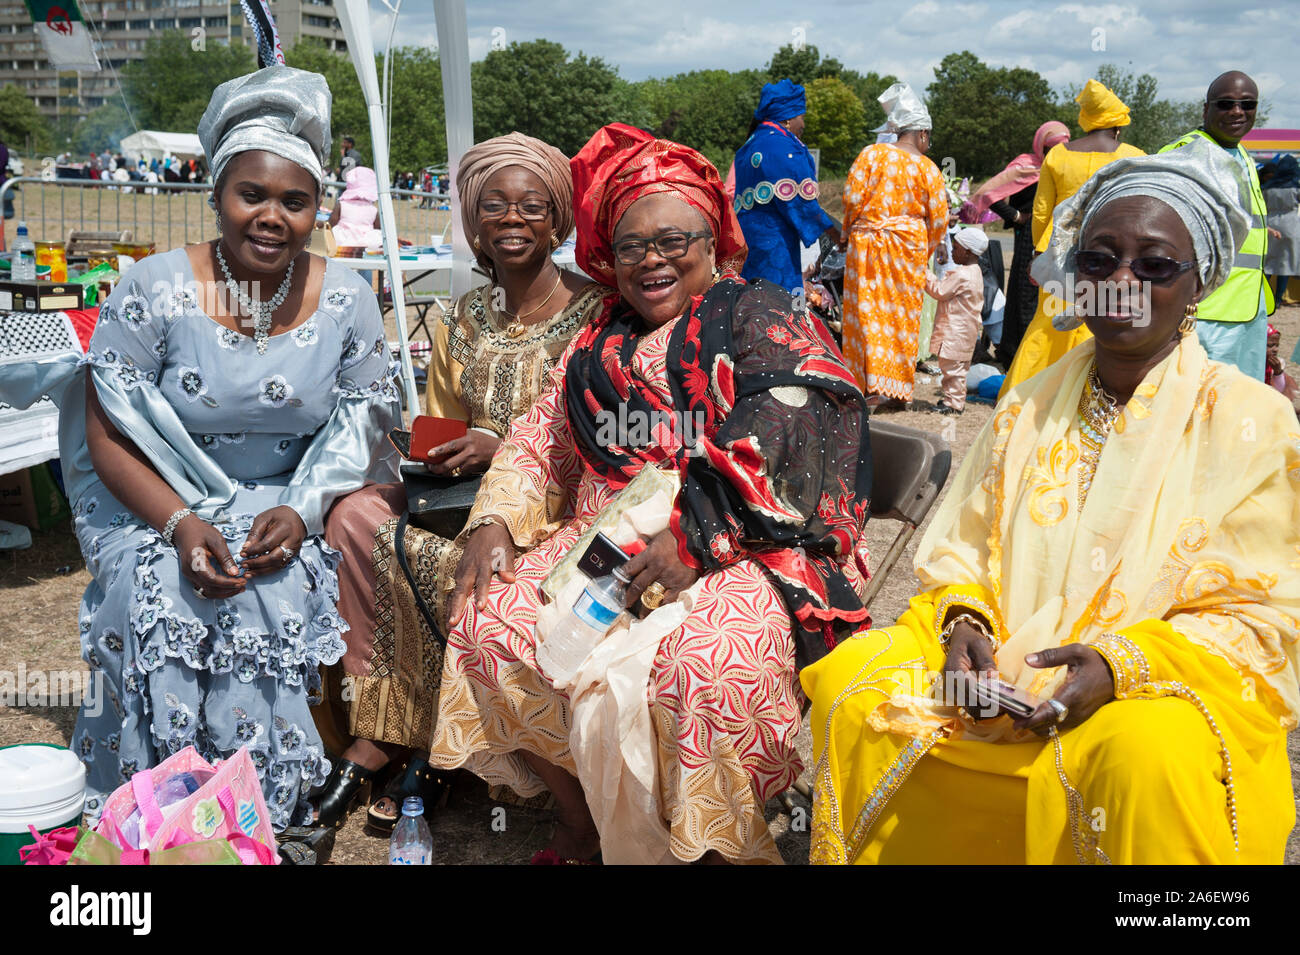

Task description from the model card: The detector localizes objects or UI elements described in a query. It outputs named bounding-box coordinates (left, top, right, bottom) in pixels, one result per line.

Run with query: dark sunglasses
left=1074, top=250, right=1195, bottom=284
left=1211, top=98, right=1258, bottom=112
left=613, top=230, right=712, bottom=266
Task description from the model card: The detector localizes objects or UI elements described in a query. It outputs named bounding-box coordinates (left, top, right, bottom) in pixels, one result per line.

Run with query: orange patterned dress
left=841, top=143, right=949, bottom=401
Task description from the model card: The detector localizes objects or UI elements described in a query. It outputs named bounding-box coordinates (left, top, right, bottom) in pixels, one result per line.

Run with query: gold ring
left=640, top=581, right=667, bottom=610
left=451, top=466, right=462, bottom=477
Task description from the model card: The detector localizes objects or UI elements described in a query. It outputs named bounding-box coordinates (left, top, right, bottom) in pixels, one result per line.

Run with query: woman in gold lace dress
left=314, top=133, right=604, bottom=830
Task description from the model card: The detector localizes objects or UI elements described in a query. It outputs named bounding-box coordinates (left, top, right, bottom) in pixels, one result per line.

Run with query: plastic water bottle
left=10, top=222, right=36, bottom=280
left=388, top=796, right=432, bottom=865
left=536, top=567, right=631, bottom=684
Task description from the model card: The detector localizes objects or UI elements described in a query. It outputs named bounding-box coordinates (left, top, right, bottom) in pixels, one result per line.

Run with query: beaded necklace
left=1076, top=363, right=1122, bottom=508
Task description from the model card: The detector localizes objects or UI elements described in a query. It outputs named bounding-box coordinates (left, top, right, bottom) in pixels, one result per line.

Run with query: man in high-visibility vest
left=1160, top=71, right=1273, bottom=379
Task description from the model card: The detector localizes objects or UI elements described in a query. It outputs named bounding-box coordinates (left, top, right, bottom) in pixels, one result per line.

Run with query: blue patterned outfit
left=65, top=249, right=399, bottom=829
left=734, top=121, right=835, bottom=294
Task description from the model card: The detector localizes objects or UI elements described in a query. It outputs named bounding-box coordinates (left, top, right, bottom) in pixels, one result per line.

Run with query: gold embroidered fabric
left=347, top=517, right=459, bottom=746
left=429, top=283, right=606, bottom=436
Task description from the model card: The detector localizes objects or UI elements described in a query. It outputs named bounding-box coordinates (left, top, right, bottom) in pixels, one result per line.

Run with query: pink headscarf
left=960, top=120, right=1070, bottom=224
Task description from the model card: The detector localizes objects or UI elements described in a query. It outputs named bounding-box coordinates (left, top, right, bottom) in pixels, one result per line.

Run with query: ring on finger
left=279, top=544, right=295, bottom=564
left=194, top=586, right=207, bottom=599
left=1046, top=699, right=1069, bottom=724
left=640, top=581, right=667, bottom=610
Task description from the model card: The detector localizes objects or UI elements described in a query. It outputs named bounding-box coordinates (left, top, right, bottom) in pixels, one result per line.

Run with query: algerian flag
left=23, top=0, right=100, bottom=72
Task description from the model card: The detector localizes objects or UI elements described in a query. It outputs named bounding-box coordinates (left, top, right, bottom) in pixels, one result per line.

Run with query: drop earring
left=550, top=232, right=560, bottom=249
left=472, top=235, right=481, bottom=251
left=214, top=210, right=223, bottom=234
left=1179, top=300, right=1198, bottom=335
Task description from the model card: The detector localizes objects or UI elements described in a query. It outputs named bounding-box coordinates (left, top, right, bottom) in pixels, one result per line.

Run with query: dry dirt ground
left=2, top=286, right=1297, bottom=864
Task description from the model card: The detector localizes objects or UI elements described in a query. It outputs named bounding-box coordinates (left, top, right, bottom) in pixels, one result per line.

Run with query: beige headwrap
left=458, top=133, right=575, bottom=259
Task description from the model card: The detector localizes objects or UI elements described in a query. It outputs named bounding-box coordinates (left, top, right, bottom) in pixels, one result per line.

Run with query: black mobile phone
left=388, top=428, right=412, bottom=459
left=576, top=532, right=630, bottom=580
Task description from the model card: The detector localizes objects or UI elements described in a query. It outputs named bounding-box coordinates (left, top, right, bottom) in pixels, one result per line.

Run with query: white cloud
left=346, top=0, right=1300, bottom=126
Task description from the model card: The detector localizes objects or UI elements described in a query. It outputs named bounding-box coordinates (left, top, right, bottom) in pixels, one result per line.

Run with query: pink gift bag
left=94, top=746, right=278, bottom=865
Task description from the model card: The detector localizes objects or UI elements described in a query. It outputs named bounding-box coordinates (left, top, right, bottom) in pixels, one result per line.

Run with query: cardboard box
left=0, top=280, right=86, bottom=313
left=0, top=463, right=70, bottom=532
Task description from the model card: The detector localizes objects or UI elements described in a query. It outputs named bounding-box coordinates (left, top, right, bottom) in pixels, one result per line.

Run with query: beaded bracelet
left=161, top=507, right=193, bottom=547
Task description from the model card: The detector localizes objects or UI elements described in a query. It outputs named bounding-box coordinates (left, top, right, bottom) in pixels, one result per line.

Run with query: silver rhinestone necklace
left=215, top=243, right=296, bottom=355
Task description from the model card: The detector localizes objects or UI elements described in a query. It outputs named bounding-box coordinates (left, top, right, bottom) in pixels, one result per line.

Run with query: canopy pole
left=434, top=0, right=475, bottom=299
left=336, top=0, right=419, bottom=413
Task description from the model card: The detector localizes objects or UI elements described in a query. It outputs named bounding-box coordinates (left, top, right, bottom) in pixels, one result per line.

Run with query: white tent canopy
left=119, top=130, right=205, bottom=163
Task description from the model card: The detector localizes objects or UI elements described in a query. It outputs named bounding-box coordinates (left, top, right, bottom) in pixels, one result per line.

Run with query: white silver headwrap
left=198, top=65, right=332, bottom=202
left=877, top=82, right=932, bottom=133
left=1031, top=137, right=1251, bottom=330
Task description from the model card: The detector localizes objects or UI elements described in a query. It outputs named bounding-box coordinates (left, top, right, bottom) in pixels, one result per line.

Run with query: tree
left=804, top=76, right=865, bottom=175
left=284, top=39, right=367, bottom=170
left=926, top=51, right=1067, bottom=180
left=767, top=43, right=822, bottom=86
left=74, top=103, right=132, bottom=155
left=471, top=40, right=645, bottom=156
left=767, top=45, right=896, bottom=143
left=635, top=69, right=765, bottom=172
left=119, top=31, right=255, bottom=131
left=383, top=47, right=446, bottom=174
left=836, top=69, right=898, bottom=135
left=0, top=84, right=52, bottom=154
left=1072, top=65, right=1202, bottom=154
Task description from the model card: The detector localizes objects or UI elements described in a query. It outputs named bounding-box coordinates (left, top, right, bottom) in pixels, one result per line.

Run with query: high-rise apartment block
left=0, top=0, right=347, bottom=119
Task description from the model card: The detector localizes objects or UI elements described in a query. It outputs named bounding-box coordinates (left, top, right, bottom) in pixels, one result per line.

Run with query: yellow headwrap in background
left=1075, top=78, right=1131, bottom=131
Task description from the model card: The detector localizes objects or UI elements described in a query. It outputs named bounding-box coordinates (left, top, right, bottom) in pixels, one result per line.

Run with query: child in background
left=924, top=227, right=987, bottom=414
left=1266, top=324, right=1298, bottom=404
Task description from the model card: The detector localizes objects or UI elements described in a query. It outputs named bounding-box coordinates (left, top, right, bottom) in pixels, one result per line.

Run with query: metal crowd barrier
left=0, top=176, right=452, bottom=252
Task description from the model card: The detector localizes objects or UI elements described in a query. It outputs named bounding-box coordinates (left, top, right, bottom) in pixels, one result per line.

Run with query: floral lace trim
left=118, top=518, right=346, bottom=688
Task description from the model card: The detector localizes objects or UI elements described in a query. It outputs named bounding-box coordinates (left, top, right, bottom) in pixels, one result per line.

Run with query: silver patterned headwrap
left=198, top=65, right=332, bottom=199
left=1031, top=137, right=1251, bottom=330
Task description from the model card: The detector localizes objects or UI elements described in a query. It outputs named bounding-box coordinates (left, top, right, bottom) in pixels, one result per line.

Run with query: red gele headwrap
left=571, top=123, right=747, bottom=287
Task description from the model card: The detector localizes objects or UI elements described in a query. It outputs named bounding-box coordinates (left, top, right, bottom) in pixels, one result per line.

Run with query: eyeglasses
left=1074, top=250, right=1195, bottom=284
left=613, top=230, right=713, bottom=266
left=1211, top=98, right=1258, bottom=112
left=477, top=198, right=553, bottom=220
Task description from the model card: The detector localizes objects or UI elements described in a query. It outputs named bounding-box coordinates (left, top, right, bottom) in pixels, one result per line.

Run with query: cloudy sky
left=361, top=1, right=1297, bottom=127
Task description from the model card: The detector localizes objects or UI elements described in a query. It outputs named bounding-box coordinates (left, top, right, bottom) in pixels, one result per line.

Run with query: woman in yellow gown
left=804, top=140, right=1300, bottom=865
left=1000, top=79, right=1145, bottom=396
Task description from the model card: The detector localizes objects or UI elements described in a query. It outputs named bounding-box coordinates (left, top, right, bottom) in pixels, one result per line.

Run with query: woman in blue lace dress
left=67, top=66, right=399, bottom=829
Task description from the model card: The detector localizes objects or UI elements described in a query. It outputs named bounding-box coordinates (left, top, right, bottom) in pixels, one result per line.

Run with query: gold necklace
left=1076, top=363, right=1121, bottom=508
left=498, top=270, right=563, bottom=338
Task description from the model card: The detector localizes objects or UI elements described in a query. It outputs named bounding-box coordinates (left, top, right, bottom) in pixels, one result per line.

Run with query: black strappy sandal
left=311, top=759, right=378, bottom=830
left=365, top=757, right=455, bottom=835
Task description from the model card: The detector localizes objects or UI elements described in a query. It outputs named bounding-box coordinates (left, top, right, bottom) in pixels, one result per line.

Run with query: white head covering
left=198, top=65, right=332, bottom=200
left=877, top=82, right=932, bottom=133
left=1032, top=138, right=1251, bottom=330
left=954, top=227, right=988, bottom=255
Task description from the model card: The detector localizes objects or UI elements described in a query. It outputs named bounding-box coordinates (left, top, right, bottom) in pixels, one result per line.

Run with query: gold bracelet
left=940, top=612, right=995, bottom=651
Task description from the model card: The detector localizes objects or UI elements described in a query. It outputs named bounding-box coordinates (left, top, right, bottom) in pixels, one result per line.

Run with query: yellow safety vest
left=1159, top=129, right=1273, bottom=322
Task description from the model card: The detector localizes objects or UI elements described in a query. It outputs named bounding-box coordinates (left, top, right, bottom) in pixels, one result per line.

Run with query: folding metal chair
left=785, top=420, right=952, bottom=805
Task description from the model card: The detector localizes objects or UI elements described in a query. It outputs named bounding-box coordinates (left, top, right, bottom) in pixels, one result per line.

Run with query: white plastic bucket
left=0, top=743, right=86, bottom=864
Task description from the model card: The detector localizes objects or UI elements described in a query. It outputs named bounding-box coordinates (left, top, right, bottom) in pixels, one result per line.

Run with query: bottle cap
left=401, top=795, right=424, bottom=816
left=16, top=221, right=28, bottom=235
